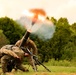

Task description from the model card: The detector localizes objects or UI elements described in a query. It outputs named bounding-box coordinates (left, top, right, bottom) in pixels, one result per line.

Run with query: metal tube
left=19, top=21, right=35, bottom=47
left=19, top=31, right=30, bottom=47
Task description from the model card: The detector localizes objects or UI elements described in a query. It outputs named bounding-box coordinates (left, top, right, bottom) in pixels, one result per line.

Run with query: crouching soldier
left=15, top=38, right=38, bottom=71
left=0, top=45, right=29, bottom=74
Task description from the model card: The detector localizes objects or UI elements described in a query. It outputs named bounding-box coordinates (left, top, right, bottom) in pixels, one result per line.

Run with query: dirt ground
left=0, top=72, right=76, bottom=75
left=33, top=72, right=76, bottom=75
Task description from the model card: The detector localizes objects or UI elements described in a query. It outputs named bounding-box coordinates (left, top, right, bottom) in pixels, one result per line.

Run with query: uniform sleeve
left=0, top=48, right=19, bottom=58
left=15, top=40, right=21, bottom=47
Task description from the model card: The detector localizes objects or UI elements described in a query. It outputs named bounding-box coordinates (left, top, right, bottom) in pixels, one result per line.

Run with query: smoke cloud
left=17, top=16, right=55, bottom=40
left=33, top=22, right=55, bottom=40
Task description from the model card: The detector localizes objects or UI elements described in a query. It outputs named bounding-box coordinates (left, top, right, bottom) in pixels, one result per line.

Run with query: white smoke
left=33, top=22, right=55, bottom=40
left=17, top=16, right=55, bottom=40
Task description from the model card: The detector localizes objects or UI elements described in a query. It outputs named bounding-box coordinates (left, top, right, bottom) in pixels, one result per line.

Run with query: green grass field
left=0, top=65, right=76, bottom=75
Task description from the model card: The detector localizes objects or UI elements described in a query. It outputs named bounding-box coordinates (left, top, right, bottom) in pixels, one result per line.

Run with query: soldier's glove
left=15, top=56, right=21, bottom=61
left=15, top=57, right=21, bottom=62
left=24, top=53, right=29, bottom=57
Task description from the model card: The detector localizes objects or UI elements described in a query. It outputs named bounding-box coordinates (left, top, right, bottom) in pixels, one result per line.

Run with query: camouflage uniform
left=0, top=45, right=28, bottom=73
left=15, top=38, right=38, bottom=70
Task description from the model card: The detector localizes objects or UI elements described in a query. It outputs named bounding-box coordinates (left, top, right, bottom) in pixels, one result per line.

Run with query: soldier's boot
left=16, top=64, right=29, bottom=72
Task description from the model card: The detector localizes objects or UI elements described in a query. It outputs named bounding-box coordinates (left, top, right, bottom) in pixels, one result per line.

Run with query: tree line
left=0, top=17, right=76, bottom=62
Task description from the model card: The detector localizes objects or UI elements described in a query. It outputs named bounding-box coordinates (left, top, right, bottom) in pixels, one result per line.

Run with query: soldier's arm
left=15, top=40, right=21, bottom=47
left=0, top=48, right=19, bottom=59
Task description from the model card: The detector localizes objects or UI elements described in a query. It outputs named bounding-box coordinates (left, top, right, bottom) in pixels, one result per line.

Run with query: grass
left=0, top=59, right=76, bottom=75
left=0, top=65, right=76, bottom=75
left=45, top=59, right=76, bottom=67
left=14, top=65, right=76, bottom=75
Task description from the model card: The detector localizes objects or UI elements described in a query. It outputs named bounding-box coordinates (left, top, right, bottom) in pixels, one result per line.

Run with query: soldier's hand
left=15, top=56, right=21, bottom=60
left=24, top=53, right=29, bottom=57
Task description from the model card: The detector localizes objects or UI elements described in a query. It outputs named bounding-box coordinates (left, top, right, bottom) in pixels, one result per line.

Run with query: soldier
left=15, top=38, right=38, bottom=71
left=0, top=45, right=29, bottom=74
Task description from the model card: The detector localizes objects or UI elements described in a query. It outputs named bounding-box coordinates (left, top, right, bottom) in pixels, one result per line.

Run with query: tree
left=0, top=17, right=25, bottom=44
left=71, top=23, right=76, bottom=33
left=49, top=17, right=72, bottom=60
left=50, top=17, right=57, bottom=25
left=70, top=23, right=76, bottom=47
left=0, top=30, right=9, bottom=48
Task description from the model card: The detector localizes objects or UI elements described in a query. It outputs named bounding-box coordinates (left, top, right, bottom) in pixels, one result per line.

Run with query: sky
left=0, top=0, right=76, bottom=24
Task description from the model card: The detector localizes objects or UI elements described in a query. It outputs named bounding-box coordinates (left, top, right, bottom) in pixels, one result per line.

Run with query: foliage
left=45, top=59, right=76, bottom=67
left=0, top=17, right=25, bottom=44
left=71, top=23, right=76, bottom=32
left=0, top=30, right=9, bottom=48
left=50, top=17, right=57, bottom=25
left=0, top=16, right=76, bottom=63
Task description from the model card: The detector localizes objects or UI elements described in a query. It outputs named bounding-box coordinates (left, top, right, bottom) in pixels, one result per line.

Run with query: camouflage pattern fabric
left=0, top=45, right=28, bottom=73
left=15, top=38, right=37, bottom=55
left=0, top=45, right=19, bottom=58
left=15, top=38, right=38, bottom=70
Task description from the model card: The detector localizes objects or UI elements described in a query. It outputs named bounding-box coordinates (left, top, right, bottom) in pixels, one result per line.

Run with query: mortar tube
left=19, top=31, right=30, bottom=47
left=19, top=21, right=35, bottom=47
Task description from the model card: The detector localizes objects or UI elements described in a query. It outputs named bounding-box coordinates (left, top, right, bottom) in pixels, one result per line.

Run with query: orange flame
left=22, top=9, right=54, bottom=33
left=29, top=9, right=46, bottom=22
left=23, top=9, right=46, bottom=22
